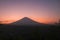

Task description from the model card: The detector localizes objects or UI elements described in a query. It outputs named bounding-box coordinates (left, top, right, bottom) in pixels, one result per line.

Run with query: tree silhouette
left=58, top=19, right=60, bottom=24
left=54, top=19, right=60, bottom=25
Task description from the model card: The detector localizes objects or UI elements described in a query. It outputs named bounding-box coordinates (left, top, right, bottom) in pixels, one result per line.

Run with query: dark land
left=0, top=17, right=60, bottom=40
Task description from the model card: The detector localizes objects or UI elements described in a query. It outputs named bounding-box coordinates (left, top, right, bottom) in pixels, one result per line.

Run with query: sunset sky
left=0, top=0, right=60, bottom=24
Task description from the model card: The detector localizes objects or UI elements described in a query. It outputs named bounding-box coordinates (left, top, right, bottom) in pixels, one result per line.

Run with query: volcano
left=10, top=17, right=44, bottom=26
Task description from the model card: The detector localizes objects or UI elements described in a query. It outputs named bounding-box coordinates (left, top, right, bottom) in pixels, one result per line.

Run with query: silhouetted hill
left=0, top=17, right=60, bottom=40
left=10, top=17, right=46, bottom=26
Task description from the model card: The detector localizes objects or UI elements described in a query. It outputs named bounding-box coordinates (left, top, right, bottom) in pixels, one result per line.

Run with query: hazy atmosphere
left=0, top=0, right=60, bottom=40
left=0, top=0, right=60, bottom=24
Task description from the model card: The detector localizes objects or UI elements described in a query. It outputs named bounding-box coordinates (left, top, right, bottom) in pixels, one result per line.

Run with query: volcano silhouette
left=10, top=17, right=44, bottom=25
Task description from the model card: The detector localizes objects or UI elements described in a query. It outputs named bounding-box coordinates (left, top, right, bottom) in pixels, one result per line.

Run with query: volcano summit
left=10, top=17, right=43, bottom=26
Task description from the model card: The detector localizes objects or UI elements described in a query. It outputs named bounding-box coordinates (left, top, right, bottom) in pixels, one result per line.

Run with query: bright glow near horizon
left=0, top=0, right=60, bottom=24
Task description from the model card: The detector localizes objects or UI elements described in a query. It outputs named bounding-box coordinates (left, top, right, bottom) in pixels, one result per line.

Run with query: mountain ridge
left=10, top=17, right=46, bottom=26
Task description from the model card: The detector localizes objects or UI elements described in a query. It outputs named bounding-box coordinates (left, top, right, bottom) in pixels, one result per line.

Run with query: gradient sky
left=0, top=0, right=60, bottom=24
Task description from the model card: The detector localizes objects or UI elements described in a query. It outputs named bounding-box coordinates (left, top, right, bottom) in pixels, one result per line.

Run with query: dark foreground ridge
left=0, top=17, right=60, bottom=40
left=0, top=24, right=60, bottom=40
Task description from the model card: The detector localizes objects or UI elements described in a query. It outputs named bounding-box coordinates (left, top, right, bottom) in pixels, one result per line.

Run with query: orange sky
left=0, top=0, right=59, bottom=24
left=0, top=16, right=58, bottom=24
